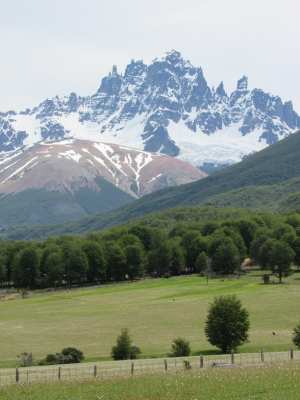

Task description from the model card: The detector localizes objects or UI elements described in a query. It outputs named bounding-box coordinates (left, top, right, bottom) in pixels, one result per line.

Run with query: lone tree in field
left=169, top=338, right=191, bottom=357
left=292, top=323, right=300, bottom=349
left=111, top=329, right=141, bottom=360
left=205, top=295, right=250, bottom=353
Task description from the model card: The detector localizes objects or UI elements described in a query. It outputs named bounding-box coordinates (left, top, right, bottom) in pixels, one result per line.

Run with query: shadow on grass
left=258, top=282, right=288, bottom=286
left=192, top=349, right=222, bottom=356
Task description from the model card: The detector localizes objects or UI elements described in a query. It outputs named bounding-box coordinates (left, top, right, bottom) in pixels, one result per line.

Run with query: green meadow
left=1, top=364, right=300, bottom=400
left=0, top=271, right=299, bottom=368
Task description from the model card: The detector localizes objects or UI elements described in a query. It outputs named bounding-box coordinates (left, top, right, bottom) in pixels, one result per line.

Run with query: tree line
left=1, top=211, right=300, bottom=289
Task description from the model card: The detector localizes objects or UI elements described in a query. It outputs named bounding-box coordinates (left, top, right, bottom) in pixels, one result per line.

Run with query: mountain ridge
left=1, top=50, right=299, bottom=168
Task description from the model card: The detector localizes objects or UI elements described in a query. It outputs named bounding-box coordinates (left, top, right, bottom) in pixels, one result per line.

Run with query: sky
left=0, top=0, right=299, bottom=111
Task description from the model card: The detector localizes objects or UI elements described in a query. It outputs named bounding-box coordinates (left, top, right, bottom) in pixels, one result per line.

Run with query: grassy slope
left=203, top=177, right=300, bottom=210
left=2, top=365, right=300, bottom=399
left=0, top=272, right=299, bottom=367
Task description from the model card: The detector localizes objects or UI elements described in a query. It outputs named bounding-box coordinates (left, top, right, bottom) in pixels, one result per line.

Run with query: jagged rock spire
left=216, top=81, right=227, bottom=97
left=237, top=76, right=248, bottom=91
left=111, top=65, right=118, bottom=77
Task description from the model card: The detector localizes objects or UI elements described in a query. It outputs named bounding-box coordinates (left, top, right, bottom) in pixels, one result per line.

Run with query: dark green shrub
left=45, top=353, right=59, bottom=364
left=130, top=345, right=141, bottom=360
left=292, top=323, right=300, bottom=349
left=169, top=338, right=191, bottom=357
left=111, top=329, right=141, bottom=360
left=40, top=347, right=84, bottom=365
left=61, top=347, right=84, bottom=363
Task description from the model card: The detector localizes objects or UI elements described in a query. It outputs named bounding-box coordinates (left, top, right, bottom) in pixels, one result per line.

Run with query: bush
left=45, top=353, right=60, bottom=365
left=18, top=352, right=34, bottom=367
left=40, top=347, right=84, bottom=365
left=205, top=295, right=250, bottom=353
left=61, top=347, right=84, bottom=363
left=130, top=345, right=141, bottom=360
left=169, top=338, right=191, bottom=357
left=292, top=323, right=300, bottom=349
left=40, top=353, right=61, bottom=365
left=111, top=329, right=141, bottom=360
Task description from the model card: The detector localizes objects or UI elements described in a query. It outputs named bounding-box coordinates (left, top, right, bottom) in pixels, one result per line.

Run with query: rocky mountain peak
left=0, top=51, right=299, bottom=170
left=237, top=76, right=248, bottom=91
left=215, top=81, right=227, bottom=97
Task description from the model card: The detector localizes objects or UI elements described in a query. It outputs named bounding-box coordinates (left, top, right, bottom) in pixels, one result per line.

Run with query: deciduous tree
left=205, top=295, right=250, bottom=353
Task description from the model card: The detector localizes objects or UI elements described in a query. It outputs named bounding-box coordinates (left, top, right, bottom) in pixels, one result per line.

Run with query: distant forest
left=0, top=207, right=300, bottom=289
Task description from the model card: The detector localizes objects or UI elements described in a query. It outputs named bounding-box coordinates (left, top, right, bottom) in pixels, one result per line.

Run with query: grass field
left=0, top=271, right=299, bottom=368
left=1, top=364, right=300, bottom=399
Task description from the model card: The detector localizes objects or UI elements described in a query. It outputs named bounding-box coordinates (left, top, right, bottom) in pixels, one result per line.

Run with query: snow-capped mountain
left=0, top=139, right=204, bottom=226
left=1, top=50, right=299, bottom=168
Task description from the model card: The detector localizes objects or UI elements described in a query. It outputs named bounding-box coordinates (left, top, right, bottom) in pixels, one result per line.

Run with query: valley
left=1, top=1, right=299, bottom=399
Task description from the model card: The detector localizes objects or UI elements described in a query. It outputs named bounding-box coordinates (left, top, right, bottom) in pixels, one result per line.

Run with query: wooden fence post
left=164, top=359, right=168, bottom=372
left=94, top=365, right=97, bottom=378
left=200, top=355, right=204, bottom=368
left=15, top=368, right=19, bottom=383
left=290, top=349, right=294, bottom=361
left=261, top=349, right=264, bottom=363
left=131, top=362, right=134, bottom=376
left=58, top=366, right=61, bottom=381
left=231, top=352, right=235, bottom=364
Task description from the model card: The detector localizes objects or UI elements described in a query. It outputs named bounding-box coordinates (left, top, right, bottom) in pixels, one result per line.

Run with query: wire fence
left=0, top=350, right=299, bottom=386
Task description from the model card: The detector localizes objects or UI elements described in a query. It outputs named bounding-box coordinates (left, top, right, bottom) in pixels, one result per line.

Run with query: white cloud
left=0, top=0, right=299, bottom=110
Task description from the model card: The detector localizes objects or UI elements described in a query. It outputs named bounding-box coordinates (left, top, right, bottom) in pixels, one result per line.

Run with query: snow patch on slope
left=1, top=157, right=38, bottom=184
left=57, top=113, right=146, bottom=151
left=58, top=150, right=82, bottom=163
